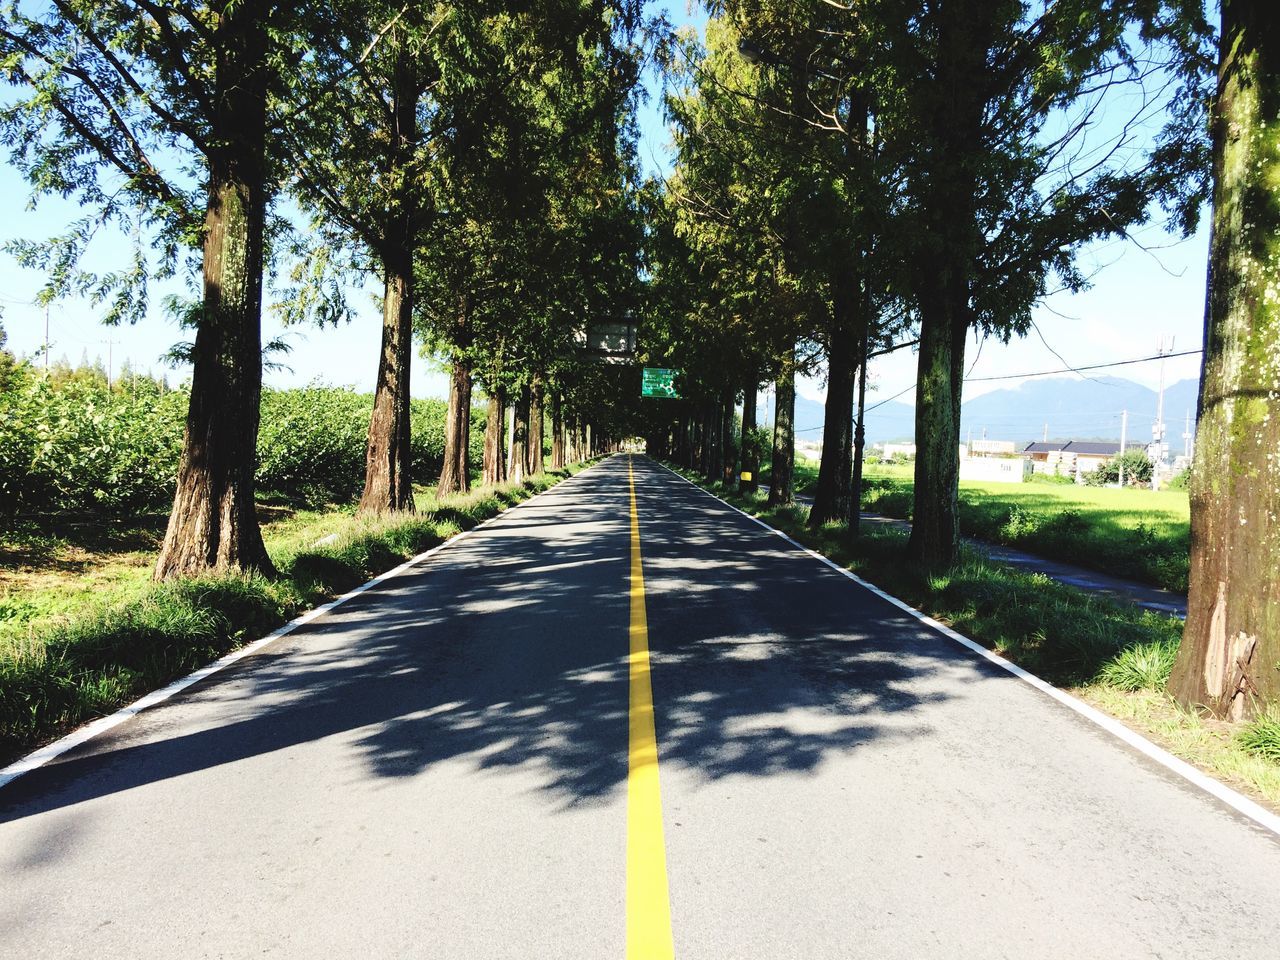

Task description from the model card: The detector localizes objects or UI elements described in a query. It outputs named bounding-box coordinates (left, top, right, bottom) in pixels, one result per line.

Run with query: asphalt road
left=3, top=455, right=1278, bottom=959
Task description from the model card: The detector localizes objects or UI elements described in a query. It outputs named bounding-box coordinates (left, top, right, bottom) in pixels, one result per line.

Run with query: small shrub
left=1096, top=640, right=1179, bottom=691
left=1000, top=505, right=1040, bottom=540
left=1027, top=472, right=1075, bottom=485
left=1238, top=708, right=1280, bottom=764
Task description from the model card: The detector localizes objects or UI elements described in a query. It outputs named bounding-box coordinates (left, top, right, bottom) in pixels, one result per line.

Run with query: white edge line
left=0, top=460, right=608, bottom=792
left=654, top=460, right=1280, bottom=839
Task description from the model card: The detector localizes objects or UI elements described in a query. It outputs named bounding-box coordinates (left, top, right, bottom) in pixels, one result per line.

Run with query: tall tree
left=280, top=3, right=465, bottom=514
left=1169, top=1, right=1280, bottom=719
left=1, top=1, right=301, bottom=578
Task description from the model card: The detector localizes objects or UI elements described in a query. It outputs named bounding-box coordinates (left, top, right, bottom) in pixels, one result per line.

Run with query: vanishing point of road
left=3, top=455, right=1279, bottom=959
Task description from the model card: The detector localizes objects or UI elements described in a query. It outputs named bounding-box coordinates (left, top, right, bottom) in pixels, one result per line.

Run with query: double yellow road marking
left=626, top=457, right=675, bottom=959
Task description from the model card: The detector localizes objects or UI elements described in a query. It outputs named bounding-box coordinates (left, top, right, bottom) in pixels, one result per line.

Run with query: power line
left=966, top=348, right=1202, bottom=382
left=789, top=346, right=1203, bottom=435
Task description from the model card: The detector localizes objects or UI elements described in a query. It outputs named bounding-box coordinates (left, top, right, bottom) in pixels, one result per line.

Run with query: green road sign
left=641, top=367, right=680, bottom=399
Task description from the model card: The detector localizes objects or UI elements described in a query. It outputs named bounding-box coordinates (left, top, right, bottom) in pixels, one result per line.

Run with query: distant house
left=969, top=439, right=1017, bottom=457
left=1022, top=440, right=1143, bottom=476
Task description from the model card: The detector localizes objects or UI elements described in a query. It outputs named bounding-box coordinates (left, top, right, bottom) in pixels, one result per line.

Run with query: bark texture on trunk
left=437, top=359, right=472, bottom=496
left=768, top=346, right=796, bottom=507
left=156, top=8, right=273, bottom=580
left=905, top=0, right=989, bottom=567
left=1170, top=1, right=1280, bottom=718
left=527, top=377, right=544, bottom=476
left=550, top=390, right=565, bottom=469
left=510, top=384, right=530, bottom=483
left=358, top=249, right=415, bottom=515
left=482, top=387, right=506, bottom=486
left=907, top=288, right=966, bottom=566
left=358, top=51, right=419, bottom=517
left=740, top=373, right=759, bottom=494
left=810, top=294, right=856, bottom=527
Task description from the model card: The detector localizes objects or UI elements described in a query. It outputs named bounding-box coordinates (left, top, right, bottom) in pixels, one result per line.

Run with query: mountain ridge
left=764, top=376, right=1199, bottom=448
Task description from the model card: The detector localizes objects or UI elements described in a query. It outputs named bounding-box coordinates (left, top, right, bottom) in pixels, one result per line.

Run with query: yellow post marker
left=739, top=471, right=752, bottom=482
left=626, top=457, right=675, bottom=960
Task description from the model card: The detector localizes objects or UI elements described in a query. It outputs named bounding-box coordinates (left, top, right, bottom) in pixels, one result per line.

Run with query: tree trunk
left=527, top=377, right=544, bottom=476
left=437, top=358, right=472, bottom=496
left=850, top=319, right=871, bottom=534
left=155, top=8, right=273, bottom=580
left=904, top=0, right=988, bottom=567
left=550, top=390, right=565, bottom=469
left=482, top=386, right=506, bottom=486
left=703, top=400, right=720, bottom=481
left=720, top=386, right=736, bottom=484
left=510, top=384, right=530, bottom=483
left=810, top=292, right=856, bottom=527
left=908, top=285, right=966, bottom=566
left=357, top=51, right=419, bottom=517
left=768, top=346, right=796, bottom=507
left=357, top=247, right=415, bottom=515
left=740, top=372, right=759, bottom=494
left=1170, top=1, right=1280, bottom=719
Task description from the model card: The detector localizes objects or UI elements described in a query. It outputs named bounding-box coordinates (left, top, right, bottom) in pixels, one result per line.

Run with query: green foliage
left=1027, top=472, right=1076, bottom=486
left=0, top=363, right=187, bottom=516
left=859, top=467, right=1191, bottom=593
left=256, top=387, right=373, bottom=503
left=0, top=322, right=17, bottom=393
left=1096, top=640, right=1180, bottom=691
left=1238, top=709, right=1280, bottom=764
left=0, top=362, right=483, bottom=516
left=1086, top=449, right=1154, bottom=487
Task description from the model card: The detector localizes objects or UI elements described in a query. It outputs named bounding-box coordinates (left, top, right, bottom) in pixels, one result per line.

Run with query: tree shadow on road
left=0, top=457, right=1010, bottom=828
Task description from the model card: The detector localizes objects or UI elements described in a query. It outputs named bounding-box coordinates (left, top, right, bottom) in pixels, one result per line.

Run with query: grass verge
left=764, top=458, right=1190, bottom=592
left=0, top=462, right=596, bottom=766
left=670, top=465, right=1280, bottom=812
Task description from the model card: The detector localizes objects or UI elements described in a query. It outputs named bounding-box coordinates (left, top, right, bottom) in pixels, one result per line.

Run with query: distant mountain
left=960, top=376, right=1199, bottom=448
left=763, top=390, right=919, bottom=445
left=762, top=376, right=1200, bottom=450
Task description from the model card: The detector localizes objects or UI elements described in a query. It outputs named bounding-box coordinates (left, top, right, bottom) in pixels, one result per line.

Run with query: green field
left=776, top=459, right=1190, bottom=593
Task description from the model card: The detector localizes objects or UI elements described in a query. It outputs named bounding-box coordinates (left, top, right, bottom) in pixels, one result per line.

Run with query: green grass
left=758, top=455, right=1189, bottom=592
left=861, top=465, right=1191, bottom=592
left=1239, top=709, right=1280, bottom=764
left=0, top=462, right=596, bottom=764
left=1095, top=640, right=1180, bottom=691
left=671, top=465, right=1280, bottom=810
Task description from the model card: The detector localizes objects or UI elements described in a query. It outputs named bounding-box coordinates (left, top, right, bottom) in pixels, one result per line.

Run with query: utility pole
left=43, top=304, right=50, bottom=375
left=1152, top=336, right=1172, bottom=490
left=1183, top=409, right=1192, bottom=459
left=1118, top=409, right=1128, bottom=488
left=1043, top=422, right=1048, bottom=442
left=101, top=338, right=118, bottom=391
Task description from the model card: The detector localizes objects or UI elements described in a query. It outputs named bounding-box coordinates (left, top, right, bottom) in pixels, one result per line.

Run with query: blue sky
left=2, top=1, right=1209, bottom=409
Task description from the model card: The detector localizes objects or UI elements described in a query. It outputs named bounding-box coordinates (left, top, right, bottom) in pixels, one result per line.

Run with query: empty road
left=3, top=455, right=1278, bottom=959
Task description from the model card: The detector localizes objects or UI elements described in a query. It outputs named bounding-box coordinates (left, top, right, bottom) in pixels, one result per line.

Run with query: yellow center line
left=627, top=456, right=675, bottom=960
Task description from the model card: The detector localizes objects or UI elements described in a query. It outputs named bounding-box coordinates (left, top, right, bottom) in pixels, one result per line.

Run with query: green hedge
left=0, top=364, right=489, bottom=516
